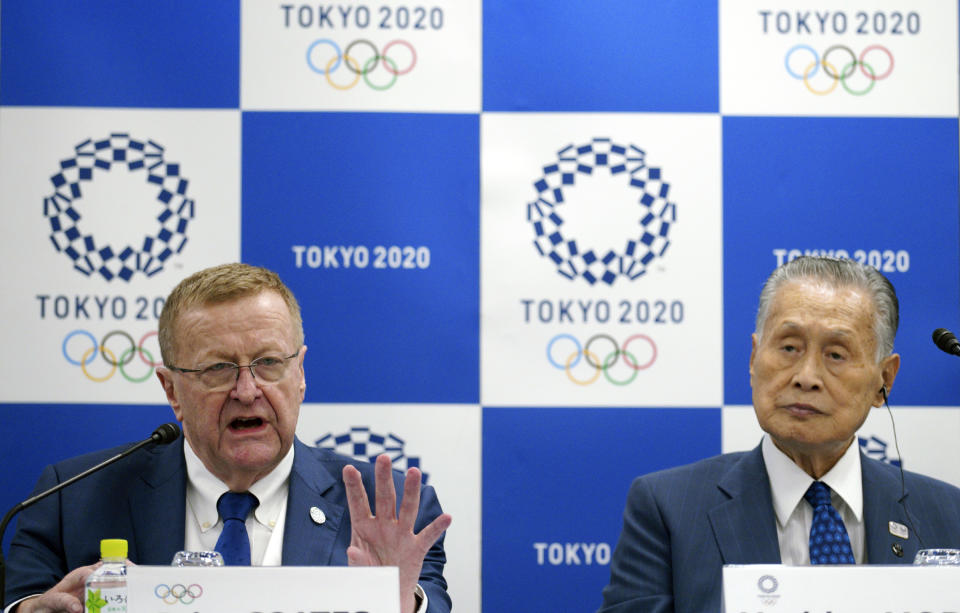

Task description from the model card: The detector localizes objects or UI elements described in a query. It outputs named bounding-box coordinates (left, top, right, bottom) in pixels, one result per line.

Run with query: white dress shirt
left=182, top=442, right=428, bottom=611
left=761, top=433, right=866, bottom=564
left=183, top=441, right=292, bottom=565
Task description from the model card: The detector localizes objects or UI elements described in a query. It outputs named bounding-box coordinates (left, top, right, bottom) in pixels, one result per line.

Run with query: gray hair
left=755, top=256, right=898, bottom=362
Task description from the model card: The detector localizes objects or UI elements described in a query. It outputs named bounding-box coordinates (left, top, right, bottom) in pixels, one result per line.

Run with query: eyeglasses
left=168, top=350, right=301, bottom=390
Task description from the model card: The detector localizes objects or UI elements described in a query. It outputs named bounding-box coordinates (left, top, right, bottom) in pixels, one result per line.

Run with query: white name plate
left=723, top=564, right=960, bottom=612
left=126, top=566, right=399, bottom=613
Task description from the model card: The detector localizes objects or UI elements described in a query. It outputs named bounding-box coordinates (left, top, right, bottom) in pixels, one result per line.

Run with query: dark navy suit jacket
left=5, top=437, right=449, bottom=612
left=598, top=444, right=960, bottom=613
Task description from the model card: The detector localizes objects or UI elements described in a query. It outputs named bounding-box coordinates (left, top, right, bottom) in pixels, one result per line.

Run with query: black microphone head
left=151, top=422, right=181, bottom=445
left=933, top=328, right=960, bottom=356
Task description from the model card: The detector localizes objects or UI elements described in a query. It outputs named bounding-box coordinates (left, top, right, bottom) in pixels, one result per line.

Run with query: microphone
left=932, top=328, right=960, bottom=356
left=0, top=423, right=180, bottom=604
left=151, top=422, right=181, bottom=445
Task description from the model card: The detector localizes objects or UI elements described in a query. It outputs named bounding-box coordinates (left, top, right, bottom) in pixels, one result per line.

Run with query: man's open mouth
left=230, top=417, right=264, bottom=430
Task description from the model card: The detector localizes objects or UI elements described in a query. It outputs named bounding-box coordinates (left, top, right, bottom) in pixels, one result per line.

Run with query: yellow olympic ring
left=80, top=346, right=118, bottom=382
left=326, top=54, right=362, bottom=90
left=803, top=61, right=840, bottom=96
left=565, top=349, right=602, bottom=386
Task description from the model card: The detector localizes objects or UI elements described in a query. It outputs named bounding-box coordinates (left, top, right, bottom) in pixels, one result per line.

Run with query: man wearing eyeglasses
left=4, top=263, right=452, bottom=613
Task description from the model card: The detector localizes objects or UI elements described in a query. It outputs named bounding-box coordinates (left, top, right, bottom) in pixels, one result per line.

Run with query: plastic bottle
left=84, top=538, right=127, bottom=613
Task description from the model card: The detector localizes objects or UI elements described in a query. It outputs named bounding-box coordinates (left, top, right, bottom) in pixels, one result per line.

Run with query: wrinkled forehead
left=764, top=280, right=878, bottom=338
left=171, top=291, right=299, bottom=354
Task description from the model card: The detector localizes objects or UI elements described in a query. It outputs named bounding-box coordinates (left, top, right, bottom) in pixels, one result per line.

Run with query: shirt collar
left=761, top=433, right=864, bottom=527
left=184, top=440, right=295, bottom=533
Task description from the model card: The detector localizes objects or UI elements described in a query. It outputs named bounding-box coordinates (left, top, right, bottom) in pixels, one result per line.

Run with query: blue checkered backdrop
left=1, top=1, right=958, bottom=611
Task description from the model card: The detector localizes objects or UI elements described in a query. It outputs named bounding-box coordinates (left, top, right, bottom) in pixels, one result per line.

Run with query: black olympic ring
left=154, top=583, right=203, bottom=605
left=306, top=38, right=417, bottom=90
left=784, top=44, right=893, bottom=96
left=547, top=333, right=657, bottom=386
left=343, top=39, right=379, bottom=75
left=62, top=329, right=160, bottom=383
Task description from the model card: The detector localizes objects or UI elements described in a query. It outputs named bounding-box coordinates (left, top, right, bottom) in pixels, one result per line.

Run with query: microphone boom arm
left=0, top=423, right=179, bottom=606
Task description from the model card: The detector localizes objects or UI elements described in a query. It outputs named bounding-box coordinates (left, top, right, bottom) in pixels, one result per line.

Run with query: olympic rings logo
left=306, top=38, right=417, bottom=90
left=547, top=334, right=657, bottom=386
left=154, top=583, right=203, bottom=605
left=62, top=330, right=160, bottom=383
left=784, top=45, right=894, bottom=96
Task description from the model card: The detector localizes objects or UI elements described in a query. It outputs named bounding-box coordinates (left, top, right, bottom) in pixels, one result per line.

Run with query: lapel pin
left=891, top=543, right=904, bottom=557
left=888, top=521, right=909, bottom=540
left=310, top=506, right=326, bottom=525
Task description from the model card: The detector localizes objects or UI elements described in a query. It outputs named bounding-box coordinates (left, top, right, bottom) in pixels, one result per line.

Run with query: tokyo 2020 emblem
left=43, top=134, right=195, bottom=282
left=314, top=426, right=429, bottom=483
left=526, top=138, right=677, bottom=286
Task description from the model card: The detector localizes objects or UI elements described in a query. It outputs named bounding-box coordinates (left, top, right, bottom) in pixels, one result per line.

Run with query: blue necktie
left=215, top=492, right=259, bottom=566
left=804, top=481, right=855, bottom=565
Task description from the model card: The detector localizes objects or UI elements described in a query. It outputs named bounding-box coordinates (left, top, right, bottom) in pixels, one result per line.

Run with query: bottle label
left=85, top=587, right=126, bottom=613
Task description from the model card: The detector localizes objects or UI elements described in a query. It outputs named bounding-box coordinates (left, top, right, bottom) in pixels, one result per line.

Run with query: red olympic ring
left=860, top=45, right=894, bottom=80
left=621, top=334, right=658, bottom=370
left=381, top=39, right=417, bottom=75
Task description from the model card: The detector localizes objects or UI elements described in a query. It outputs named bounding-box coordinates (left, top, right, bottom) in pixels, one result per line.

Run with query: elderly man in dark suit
left=598, top=256, right=960, bottom=613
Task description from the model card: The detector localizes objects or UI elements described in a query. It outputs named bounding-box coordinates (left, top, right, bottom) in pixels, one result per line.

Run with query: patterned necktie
left=804, top=481, right=855, bottom=565
left=214, top=491, right=259, bottom=566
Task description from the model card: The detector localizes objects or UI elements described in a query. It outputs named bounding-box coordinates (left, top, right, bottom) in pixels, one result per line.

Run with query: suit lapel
left=708, top=446, right=782, bottom=564
left=281, top=439, right=347, bottom=565
left=128, top=438, right=187, bottom=564
left=862, top=455, right=916, bottom=564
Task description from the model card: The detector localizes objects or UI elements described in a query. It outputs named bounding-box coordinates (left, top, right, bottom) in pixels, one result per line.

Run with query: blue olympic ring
left=784, top=44, right=820, bottom=79
left=307, top=39, right=342, bottom=74
left=62, top=330, right=98, bottom=366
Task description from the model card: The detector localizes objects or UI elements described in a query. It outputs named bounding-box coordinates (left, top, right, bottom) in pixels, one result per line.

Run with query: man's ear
left=873, top=353, right=900, bottom=407
left=298, top=345, right=307, bottom=402
left=156, top=367, right=184, bottom=421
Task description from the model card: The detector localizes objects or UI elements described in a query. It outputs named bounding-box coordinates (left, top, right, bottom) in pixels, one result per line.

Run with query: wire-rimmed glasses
left=168, top=350, right=300, bottom=391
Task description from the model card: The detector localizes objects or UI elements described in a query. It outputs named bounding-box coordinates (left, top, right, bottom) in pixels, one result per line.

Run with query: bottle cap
left=100, top=538, right=128, bottom=559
